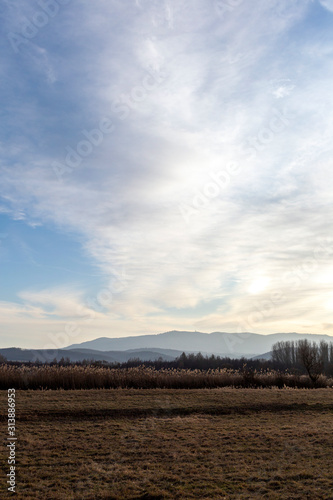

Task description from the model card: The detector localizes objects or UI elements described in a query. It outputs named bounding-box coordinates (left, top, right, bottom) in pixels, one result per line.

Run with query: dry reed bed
left=0, top=364, right=332, bottom=390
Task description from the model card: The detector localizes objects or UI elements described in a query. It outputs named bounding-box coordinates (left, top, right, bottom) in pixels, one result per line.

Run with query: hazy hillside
left=0, top=347, right=181, bottom=364
left=65, top=331, right=333, bottom=357
left=2, top=331, right=332, bottom=363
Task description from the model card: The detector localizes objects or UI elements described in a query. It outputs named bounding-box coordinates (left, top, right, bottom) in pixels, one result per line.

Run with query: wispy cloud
left=1, top=0, right=333, bottom=346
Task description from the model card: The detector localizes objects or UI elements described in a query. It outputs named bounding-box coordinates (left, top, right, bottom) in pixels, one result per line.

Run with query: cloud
left=1, top=0, right=333, bottom=346
left=318, top=0, right=333, bottom=13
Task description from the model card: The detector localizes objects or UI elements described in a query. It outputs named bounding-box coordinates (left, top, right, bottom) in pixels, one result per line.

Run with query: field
left=1, top=388, right=333, bottom=499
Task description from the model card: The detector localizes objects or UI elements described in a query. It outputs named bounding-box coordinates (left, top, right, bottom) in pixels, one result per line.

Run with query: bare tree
left=297, top=340, right=323, bottom=384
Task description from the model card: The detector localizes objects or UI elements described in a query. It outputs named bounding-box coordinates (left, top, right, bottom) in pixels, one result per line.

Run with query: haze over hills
left=0, top=347, right=182, bottom=364
left=2, top=331, right=332, bottom=364
left=65, top=331, right=333, bottom=357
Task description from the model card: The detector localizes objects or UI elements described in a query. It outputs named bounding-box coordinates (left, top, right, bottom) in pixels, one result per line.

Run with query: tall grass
left=0, top=364, right=332, bottom=390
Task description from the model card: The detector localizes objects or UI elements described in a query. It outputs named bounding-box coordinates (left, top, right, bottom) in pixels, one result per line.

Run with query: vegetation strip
left=2, top=402, right=332, bottom=422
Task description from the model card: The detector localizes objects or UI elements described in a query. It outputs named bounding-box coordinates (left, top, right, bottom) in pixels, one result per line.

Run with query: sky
left=1, top=0, right=333, bottom=349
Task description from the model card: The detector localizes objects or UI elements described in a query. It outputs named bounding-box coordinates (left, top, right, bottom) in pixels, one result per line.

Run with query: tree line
left=271, top=339, right=333, bottom=382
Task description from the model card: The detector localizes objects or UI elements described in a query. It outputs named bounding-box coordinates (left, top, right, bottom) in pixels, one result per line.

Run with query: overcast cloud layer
left=1, top=0, right=333, bottom=348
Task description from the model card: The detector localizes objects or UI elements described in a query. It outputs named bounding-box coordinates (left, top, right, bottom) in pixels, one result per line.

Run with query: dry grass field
left=1, top=388, right=333, bottom=499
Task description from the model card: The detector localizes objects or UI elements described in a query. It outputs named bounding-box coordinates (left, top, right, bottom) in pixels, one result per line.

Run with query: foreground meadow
left=1, top=388, right=333, bottom=499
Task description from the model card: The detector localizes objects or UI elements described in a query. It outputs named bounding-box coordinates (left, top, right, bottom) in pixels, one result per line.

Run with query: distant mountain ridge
left=65, top=330, right=333, bottom=357
left=2, top=331, right=332, bottom=364
left=0, top=347, right=182, bottom=364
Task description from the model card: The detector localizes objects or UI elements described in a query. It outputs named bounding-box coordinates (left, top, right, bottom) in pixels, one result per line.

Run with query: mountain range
left=65, top=330, right=333, bottom=357
left=0, top=347, right=180, bottom=364
left=1, top=330, right=332, bottom=363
